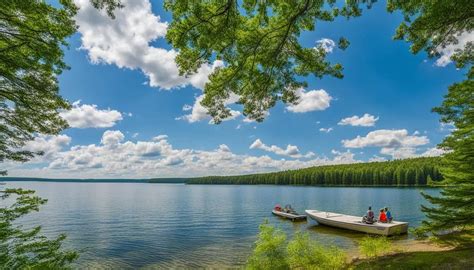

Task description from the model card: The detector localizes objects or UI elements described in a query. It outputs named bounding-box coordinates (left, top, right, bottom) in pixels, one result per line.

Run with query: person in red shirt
left=378, top=208, right=387, bottom=223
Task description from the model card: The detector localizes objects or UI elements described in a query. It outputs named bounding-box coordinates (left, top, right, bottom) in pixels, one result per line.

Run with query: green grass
left=351, top=249, right=474, bottom=270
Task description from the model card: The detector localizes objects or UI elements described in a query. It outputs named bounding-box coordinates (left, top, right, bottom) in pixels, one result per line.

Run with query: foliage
left=163, top=0, right=376, bottom=123
left=358, top=236, right=393, bottom=259
left=287, top=232, right=346, bottom=270
left=0, top=0, right=78, bottom=175
left=247, top=222, right=346, bottom=270
left=387, top=0, right=473, bottom=61
left=414, top=79, right=474, bottom=246
left=0, top=188, right=78, bottom=269
left=246, top=221, right=288, bottom=270
left=188, top=157, right=443, bottom=186
left=387, top=0, right=473, bottom=247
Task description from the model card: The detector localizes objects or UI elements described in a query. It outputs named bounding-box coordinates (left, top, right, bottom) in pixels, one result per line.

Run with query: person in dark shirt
left=363, top=206, right=375, bottom=224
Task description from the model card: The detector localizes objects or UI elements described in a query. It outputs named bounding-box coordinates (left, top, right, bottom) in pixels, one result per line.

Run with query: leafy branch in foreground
left=164, top=0, right=374, bottom=123
left=0, top=0, right=79, bottom=175
left=0, top=188, right=78, bottom=269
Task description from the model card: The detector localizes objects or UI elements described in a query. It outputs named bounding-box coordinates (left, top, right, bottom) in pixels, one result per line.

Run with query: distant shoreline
left=0, top=177, right=187, bottom=184
left=0, top=177, right=445, bottom=188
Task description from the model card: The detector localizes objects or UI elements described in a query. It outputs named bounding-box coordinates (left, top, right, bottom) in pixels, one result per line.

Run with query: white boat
left=272, top=209, right=307, bottom=221
left=305, top=210, right=408, bottom=236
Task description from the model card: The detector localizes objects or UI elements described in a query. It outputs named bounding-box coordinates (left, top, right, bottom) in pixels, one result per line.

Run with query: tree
left=0, top=0, right=80, bottom=175
left=415, top=79, right=474, bottom=245
left=163, top=0, right=375, bottom=123
left=0, top=188, right=78, bottom=268
left=388, top=0, right=473, bottom=246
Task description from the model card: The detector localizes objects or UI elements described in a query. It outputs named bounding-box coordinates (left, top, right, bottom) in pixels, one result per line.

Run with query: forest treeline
left=187, top=157, right=444, bottom=186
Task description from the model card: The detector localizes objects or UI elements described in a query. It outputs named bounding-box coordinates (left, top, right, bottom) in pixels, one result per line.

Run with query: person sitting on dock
left=385, top=207, right=393, bottom=222
left=362, top=206, right=375, bottom=224
left=378, top=208, right=388, bottom=223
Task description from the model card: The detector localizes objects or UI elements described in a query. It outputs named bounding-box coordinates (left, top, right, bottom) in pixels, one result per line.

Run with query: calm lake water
left=1, top=182, right=439, bottom=268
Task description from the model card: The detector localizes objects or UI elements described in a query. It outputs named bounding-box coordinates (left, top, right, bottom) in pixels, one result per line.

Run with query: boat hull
left=272, top=210, right=307, bottom=221
left=305, top=210, right=408, bottom=236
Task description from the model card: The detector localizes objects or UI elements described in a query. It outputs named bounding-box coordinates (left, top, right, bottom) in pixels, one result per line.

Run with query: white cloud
left=249, top=139, right=315, bottom=158
left=177, top=94, right=241, bottom=124
left=338, top=113, right=379, bottom=127
left=74, top=0, right=219, bottom=90
left=369, top=155, right=387, bottom=162
left=152, top=135, right=168, bottom=142
left=315, top=38, right=336, bottom=53
left=319, top=127, right=333, bottom=133
left=243, top=111, right=270, bottom=123
left=421, top=147, right=447, bottom=157
left=286, top=88, right=332, bottom=113
left=342, top=129, right=429, bottom=148
left=342, top=129, right=430, bottom=159
left=23, top=135, right=72, bottom=161
left=60, top=100, right=123, bottom=128
left=101, top=130, right=125, bottom=146
left=331, top=149, right=359, bottom=163
left=6, top=131, right=364, bottom=178
left=435, top=31, right=473, bottom=67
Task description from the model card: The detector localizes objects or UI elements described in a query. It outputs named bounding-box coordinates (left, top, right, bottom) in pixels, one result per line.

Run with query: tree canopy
left=416, top=77, right=473, bottom=246
left=0, top=0, right=78, bottom=175
left=164, top=0, right=375, bottom=123
left=188, top=157, right=443, bottom=186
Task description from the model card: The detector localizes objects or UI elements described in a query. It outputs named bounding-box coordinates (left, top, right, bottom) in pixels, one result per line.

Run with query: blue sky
left=3, top=0, right=467, bottom=178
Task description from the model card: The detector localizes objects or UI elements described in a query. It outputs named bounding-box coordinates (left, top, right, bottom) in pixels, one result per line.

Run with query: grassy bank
left=351, top=248, right=474, bottom=269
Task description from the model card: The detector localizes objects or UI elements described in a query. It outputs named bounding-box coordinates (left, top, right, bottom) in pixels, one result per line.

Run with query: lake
left=1, top=182, right=439, bottom=268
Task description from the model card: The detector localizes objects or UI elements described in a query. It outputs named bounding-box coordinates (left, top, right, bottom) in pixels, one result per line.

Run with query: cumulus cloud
left=315, top=38, right=336, bottom=53
left=249, top=139, right=315, bottom=158
left=177, top=94, right=241, bottom=124
left=331, top=150, right=359, bottom=163
left=338, top=113, right=379, bottom=127
left=342, top=129, right=430, bottom=159
left=74, top=0, right=219, bottom=90
left=435, top=31, right=473, bottom=67
left=23, top=135, right=72, bottom=161
left=6, top=131, right=365, bottom=178
left=101, top=130, right=125, bottom=146
left=286, top=88, right=332, bottom=113
left=60, top=100, right=123, bottom=128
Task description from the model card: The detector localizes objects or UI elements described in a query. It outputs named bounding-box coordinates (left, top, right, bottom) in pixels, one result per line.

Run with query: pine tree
left=416, top=79, right=474, bottom=246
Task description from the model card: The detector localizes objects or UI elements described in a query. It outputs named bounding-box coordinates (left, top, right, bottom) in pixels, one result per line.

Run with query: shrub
left=247, top=222, right=346, bottom=270
left=246, top=221, right=289, bottom=270
left=358, top=236, right=393, bottom=259
left=287, top=232, right=346, bottom=270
